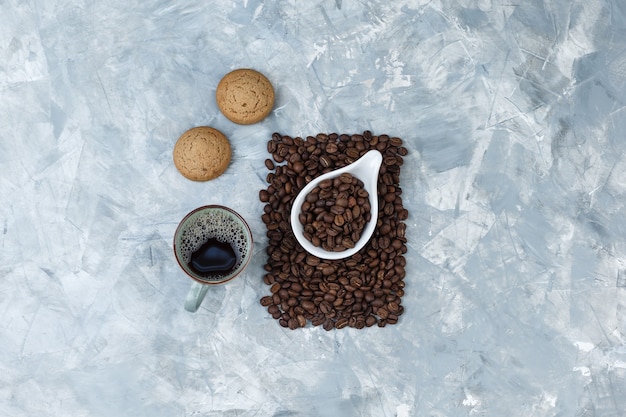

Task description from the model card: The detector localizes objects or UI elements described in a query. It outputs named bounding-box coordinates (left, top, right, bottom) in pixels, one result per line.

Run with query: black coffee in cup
left=176, top=207, right=251, bottom=282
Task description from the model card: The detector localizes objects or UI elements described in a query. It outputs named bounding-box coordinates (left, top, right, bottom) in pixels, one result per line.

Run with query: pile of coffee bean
left=259, top=131, right=408, bottom=330
left=299, top=172, right=371, bottom=252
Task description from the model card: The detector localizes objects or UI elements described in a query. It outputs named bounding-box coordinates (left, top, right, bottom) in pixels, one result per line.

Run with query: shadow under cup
left=173, top=205, right=253, bottom=312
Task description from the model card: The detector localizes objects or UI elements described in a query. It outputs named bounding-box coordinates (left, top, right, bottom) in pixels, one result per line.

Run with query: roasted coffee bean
left=318, top=155, right=331, bottom=168
left=278, top=289, right=289, bottom=300
left=306, top=255, right=320, bottom=266
left=349, top=277, right=363, bottom=288
left=311, top=314, right=325, bottom=326
left=354, top=318, right=366, bottom=329
left=320, top=300, right=332, bottom=315
left=377, top=307, right=390, bottom=319
left=293, top=161, right=305, bottom=174
left=270, top=283, right=281, bottom=294
left=387, top=301, right=400, bottom=313
left=371, top=297, right=385, bottom=308
left=260, top=132, right=408, bottom=329
left=323, top=318, right=334, bottom=331
left=287, top=317, right=298, bottom=330
left=335, top=318, right=349, bottom=329
left=389, top=137, right=403, bottom=146
left=301, top=300, right=316, bottom=312
left=321, top=265, right=335, bottom=276
left=383, top=156, right=398, bottom=166
left=346, top=147, right=360, bottom=159
left=326, top=142, right=338, bottom=153
left=397, top=222, right=406, bottom=238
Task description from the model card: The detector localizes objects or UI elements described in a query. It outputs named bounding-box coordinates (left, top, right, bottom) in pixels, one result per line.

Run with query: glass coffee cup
left=173, top=205, right=253, bottom=312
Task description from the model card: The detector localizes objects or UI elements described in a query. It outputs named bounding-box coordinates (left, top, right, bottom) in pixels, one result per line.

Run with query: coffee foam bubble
left=178, top=209, right=249, bottom=279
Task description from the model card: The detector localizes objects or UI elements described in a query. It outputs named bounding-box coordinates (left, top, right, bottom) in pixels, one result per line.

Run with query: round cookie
left=216, top=68, right=275, bottom=125
left=173, top=126, right=231, bottom=181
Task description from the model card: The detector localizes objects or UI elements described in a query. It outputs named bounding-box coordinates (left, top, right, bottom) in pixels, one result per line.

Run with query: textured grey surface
left=2, top=0, right=626, bottom=416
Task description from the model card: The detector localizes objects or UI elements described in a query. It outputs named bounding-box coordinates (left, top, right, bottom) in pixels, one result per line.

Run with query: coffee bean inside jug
left=298, top=172, right=371, bottom=252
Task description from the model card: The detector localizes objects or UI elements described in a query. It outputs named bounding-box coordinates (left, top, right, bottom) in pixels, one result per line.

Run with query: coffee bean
left=388, top=301, right=400, bottom=313
left=260, top=132, right=408, bottom=329
left=397, top=223, right=406, bottom=238
left=384, top=192, right=396, bottom=203
left=301, top=300, right=316, bottom=312
left=287, top=317, right=298, bottom=330
left=323, top=318, right=334, bottom=330
left=311, top=314, right=325, bottom=326
left=321, top=265, right=335, bottom=276
left=349, top=277, right=363, bottom=288
left=371, top=297, right=384, bottom=308
left=335, top=318, right=349, bottom=329
left=269, top=308, right=281, bottom=319
left=326, top=143, right=338, bottom=153
left=383, top=156, right=398, bottom=166
left=268, top=140, right=277, bottom=153
left=318, top=155, right=330, bottom=168
left=269, top=283, right=281, bottom=294
left=377, top=307, right=389, bottom=319
left=341, top=237, right=354, bottom=249
left=346, top=147, right=360, bottom=159
left=306, top=255, right=320, bottom=266
left=293, top=161, right=305, bottom=174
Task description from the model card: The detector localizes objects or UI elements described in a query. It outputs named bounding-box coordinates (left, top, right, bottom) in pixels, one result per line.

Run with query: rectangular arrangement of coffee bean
left=259, top=132, right=408, bottom=330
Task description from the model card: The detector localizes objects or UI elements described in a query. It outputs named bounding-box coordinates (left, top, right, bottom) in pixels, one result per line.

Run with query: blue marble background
left=2, top=0, right=626, bottom=416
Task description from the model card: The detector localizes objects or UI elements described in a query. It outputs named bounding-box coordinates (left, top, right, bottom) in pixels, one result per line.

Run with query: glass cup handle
left=184, top=281, right=210, bottom=312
